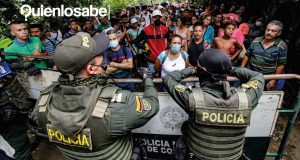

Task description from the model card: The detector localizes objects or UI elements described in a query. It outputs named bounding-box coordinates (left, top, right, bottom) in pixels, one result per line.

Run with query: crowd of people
left=1, top=1, right=288, bottom=91
left=0, top=1, right=288, bottom=160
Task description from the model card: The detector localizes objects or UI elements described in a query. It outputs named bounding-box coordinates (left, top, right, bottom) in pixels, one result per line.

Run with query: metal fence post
left=276, top=84, right=300, bottom=160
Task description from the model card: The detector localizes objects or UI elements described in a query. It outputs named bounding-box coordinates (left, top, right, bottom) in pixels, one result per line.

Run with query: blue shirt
left=104, top=46, right=133, bottom=78
left=203, top=25, right=214, bottom=44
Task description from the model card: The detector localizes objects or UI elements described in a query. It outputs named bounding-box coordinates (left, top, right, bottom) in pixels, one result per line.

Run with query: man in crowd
left=29, top=24, right=55, bottom=56
left=163, top=49, right=265, bottom=160
left=134, top=10, right=169, bottom=75
left=31, top=32, right=159, bottom=160
left=97, top=16, right=111, bottom=33
left=63, top=19, right=79, bottom=39
left=105, top=30, right=135, bottom=91
left=4, top=20, right=48, bottom=69
left=82, top=18, right=97, bottom=37
left=241, top=20, right=287, bottom=90
left=214, top=21, right=242, bottom=63
left=211, top=12, right=223, bottom=37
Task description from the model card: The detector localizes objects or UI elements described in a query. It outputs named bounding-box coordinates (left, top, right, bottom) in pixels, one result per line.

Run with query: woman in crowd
left=154, top=34, right=190, bottom=79
left=189, top=15, right=199, bottom=31
left=173, top=17, right=191, bottom=51
left=202, top=14, right=214, bottom=49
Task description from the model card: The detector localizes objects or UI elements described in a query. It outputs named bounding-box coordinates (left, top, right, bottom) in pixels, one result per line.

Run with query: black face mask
left=154, top=19, right=161, bottom=26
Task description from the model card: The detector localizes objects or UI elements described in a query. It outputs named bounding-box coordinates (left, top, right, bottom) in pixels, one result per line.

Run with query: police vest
left=37, top=84, right=133, bottom=160
left=188, top=87, right=251, bottom=160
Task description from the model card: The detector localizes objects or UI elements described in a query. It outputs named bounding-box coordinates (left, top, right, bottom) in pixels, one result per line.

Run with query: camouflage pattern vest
left=188, top=87, right=251, bottom=160
left=37, top=83, right=133, bottom=160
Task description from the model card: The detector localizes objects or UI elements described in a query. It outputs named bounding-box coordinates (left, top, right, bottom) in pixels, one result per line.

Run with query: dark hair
left=169, top=34, right=182, bottom=43
left=110, top=18, right=120, bottom=27
left=106, top=29, right=117, bottom=36
left=84, top=18, right=93, bottom=23
left=214, top=12, right=223, bottom=17
left=9, top=20, right=25, bottom=26
left=29, top=24, right=44, bottom=31
left=224, top=20, right=236, bottom=28
left=193, top=22, right=203, bottom=30
left=68, top=19, right=77, bottom=25
left=179, top=17, right=189, bottom=26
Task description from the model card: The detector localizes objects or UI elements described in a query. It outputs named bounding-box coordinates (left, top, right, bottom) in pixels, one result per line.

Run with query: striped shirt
left=246, top=37, right=287, bottom=74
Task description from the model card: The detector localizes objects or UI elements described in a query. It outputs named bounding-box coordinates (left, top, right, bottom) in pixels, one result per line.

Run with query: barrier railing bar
left=108, top=74, right=300, bottom=83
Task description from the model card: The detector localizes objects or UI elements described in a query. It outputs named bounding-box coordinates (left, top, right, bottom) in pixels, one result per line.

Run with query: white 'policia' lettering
left=202, top=112, right=245, bottom=124
left=20, top=4, right=109, bottom=21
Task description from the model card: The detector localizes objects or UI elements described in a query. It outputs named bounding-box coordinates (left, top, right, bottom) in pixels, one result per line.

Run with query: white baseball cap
left=152, top=10, right=162, bottom=17
left=130, top=18, right=138, bottom=24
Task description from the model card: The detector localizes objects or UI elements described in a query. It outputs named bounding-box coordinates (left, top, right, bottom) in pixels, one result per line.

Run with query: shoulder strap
left=45, top=37, right=56, bottom=49
left=191, top=88, right=206, bottom=111
left=92, top=85, right=119, bottom=118
left=234, top=88, right=249, bottom=110
left=161, top=50, right=169, bottom=64
left=122, top=45, right=128, bottom=58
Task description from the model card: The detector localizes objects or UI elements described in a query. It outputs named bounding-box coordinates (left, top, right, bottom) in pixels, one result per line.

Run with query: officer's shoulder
left=40, top=82, right=59, bottom=94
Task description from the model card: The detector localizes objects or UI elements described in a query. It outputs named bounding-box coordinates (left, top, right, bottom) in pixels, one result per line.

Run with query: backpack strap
left=191, top=88, right=206, bottom=111
left=234, top=88, right=249, bottom=110
left=92, top=85, right=119, bottom=118
left=122, top=45, right=128, bottom=59
left=161, top=50, right=169, bottom=64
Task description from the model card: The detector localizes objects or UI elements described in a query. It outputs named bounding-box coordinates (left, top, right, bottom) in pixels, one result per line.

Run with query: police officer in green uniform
left=163, top=49, right=265, bottom=160
left=31, top=32, right=159, bottom=160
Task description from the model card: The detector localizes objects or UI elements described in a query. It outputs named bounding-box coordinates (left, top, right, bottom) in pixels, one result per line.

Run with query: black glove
left=0, top=105, right=20, bottom=122
left=137, top=67, right=152, bottom=80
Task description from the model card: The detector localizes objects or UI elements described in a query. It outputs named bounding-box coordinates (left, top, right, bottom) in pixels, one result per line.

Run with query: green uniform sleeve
left=109, top=77, right=159, bottom=136
left=230, top=67, right=265, bottom=109
left=162, top=68, right=196, bottom=113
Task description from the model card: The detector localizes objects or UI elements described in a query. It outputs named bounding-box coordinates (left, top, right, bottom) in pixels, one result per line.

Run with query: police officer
left=0, top=58, right=39, bottom=160
left=31, top=32, right=159, bottom=160
left=163, top=49, right=265, bottom=160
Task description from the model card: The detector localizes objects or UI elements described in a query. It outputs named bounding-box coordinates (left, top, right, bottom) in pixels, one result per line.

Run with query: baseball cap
left=197, top=49, right=232, bottom=75
left=53, top=32, right=110, bottom=75
left=152, top=10, right=162, bottom=17
left=130, top=18, right=138, bottom=24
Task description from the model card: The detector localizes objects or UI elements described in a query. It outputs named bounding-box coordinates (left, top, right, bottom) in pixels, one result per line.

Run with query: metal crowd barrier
left=112, top=74, right=300, bottom=159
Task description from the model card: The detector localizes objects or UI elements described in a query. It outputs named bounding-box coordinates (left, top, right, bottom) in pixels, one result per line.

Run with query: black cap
left=197, top=49, right=232, bottom=75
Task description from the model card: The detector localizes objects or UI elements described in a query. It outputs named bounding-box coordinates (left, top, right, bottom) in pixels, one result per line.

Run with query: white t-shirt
left=158, top=50, right=189, bottom=77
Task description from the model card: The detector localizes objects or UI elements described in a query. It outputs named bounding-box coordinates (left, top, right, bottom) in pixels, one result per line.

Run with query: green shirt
left=4, top=37, right=48, bottom=69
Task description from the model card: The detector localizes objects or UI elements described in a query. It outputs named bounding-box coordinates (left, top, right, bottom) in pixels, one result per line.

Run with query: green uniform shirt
left=162, top=67, right=265, bottom=113
left=4, top=37, right=48, bottom=69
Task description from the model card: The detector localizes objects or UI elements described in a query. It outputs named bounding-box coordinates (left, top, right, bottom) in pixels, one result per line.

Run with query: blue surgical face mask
left=109, top=39, right=119, bottom=48
left=171, top=44, right=181, bottom=54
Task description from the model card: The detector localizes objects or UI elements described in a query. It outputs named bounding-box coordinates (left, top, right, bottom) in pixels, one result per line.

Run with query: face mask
left=171, top=44, right=181, bottom=54
left=255, top=21, right=262, bottom=27
left=154, top=19, right=161, bottom=26
left=109, top=39, right=119, bottom=48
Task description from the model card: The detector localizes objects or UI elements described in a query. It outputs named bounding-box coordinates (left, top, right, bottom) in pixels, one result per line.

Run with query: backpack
left=161, top=50, right=188, bottom=67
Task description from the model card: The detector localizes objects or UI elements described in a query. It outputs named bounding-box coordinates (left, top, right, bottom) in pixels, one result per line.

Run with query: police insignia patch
left=141, top=99, right=151, bottom=111
left=175, top=84, right=187, bottom=92
left=247, top=80, right=259, bottom=89
left=135, top=96, right=143, bottom=112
